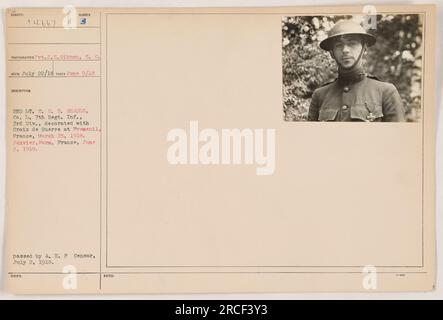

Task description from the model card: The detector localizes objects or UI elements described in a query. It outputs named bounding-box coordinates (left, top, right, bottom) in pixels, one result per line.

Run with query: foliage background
left=282, top=14, right=423, bottom=122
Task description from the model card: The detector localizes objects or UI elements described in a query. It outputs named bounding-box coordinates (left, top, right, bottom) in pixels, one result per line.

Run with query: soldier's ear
left=361, top=43, right=368, bottom=55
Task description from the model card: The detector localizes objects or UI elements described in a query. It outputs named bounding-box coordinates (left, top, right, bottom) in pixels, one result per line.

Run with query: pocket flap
left=319, top=108, right=339, bottom=121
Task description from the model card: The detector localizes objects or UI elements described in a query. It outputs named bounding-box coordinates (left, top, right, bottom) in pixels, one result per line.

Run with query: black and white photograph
left=282, top=14, right=424, bottom=122
left=0, top=2, right=440, bottom=302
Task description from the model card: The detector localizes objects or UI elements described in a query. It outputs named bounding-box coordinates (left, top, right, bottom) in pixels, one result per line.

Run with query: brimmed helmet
left=320, top=20, right=376, bottom=51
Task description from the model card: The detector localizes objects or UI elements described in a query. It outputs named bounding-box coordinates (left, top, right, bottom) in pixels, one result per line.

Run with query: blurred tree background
left=282, top=14, right=423, bottom=122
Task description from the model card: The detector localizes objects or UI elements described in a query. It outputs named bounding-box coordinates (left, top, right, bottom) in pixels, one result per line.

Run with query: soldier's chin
left=339, top=60, right=355, bottom=69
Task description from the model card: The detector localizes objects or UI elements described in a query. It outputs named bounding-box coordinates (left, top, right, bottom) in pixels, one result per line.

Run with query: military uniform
left=308, top=74, right=406, bottom=122
left=308, top=20, right=406, bottom=122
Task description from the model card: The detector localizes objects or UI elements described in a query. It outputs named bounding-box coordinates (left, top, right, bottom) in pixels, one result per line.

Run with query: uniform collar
left=337, top=66, right=366, bottom=86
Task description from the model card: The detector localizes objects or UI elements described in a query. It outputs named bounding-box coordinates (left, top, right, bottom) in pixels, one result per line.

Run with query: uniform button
left=342, top=105, right=348, bottom=110
left=344, top=87, right=350, bottom=93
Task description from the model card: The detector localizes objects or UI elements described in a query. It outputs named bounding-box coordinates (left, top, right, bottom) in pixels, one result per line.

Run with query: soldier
left=308, top=20, right=406, bottom=122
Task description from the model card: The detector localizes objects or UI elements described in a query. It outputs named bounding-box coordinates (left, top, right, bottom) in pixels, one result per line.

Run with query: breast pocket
left=318, top=108, right=339, bottom=121
left=350, top=104, right=384, bottom=122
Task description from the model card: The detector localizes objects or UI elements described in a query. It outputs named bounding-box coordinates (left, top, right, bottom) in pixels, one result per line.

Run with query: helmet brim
left=319, top=33, right=376, bottom=51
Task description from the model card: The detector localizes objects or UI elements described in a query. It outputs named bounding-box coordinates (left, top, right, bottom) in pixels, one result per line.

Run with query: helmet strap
left=333, top=45, right=367, bottom=85
left=331, top=44, right=366, bottom=71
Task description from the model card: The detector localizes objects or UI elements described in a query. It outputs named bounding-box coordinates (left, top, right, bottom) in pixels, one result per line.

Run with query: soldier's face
left=331, top=35, right=364, bottom=69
